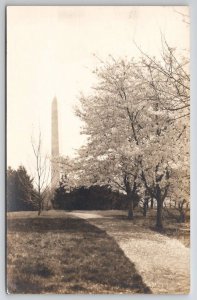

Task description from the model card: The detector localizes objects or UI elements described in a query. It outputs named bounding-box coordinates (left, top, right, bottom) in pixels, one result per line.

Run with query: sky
left=7, top=6, right=189, bottom=173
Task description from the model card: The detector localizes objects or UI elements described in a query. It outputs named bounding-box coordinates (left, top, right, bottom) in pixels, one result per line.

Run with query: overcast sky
left=7, top=6, right=189, bottom=172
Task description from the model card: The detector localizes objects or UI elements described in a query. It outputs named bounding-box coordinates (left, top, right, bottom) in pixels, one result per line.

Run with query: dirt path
left=68, top=211, right=190, bottom=294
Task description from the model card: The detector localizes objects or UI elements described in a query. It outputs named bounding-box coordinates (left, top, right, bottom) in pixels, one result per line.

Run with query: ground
left=69, top=210, right=190, bottom=294
left=6, top=210, right=190, bottom=294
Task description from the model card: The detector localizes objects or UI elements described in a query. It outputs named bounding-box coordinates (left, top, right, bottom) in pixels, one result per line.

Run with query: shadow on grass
left=7, top=216, right=151, bottom=294
left=7, top=217, right=104, bottom=233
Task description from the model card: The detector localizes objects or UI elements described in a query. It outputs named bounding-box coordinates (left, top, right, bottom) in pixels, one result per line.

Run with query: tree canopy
left=73, top=46, right=189, bottom=229
left=7, top=166, right=38, bottom=211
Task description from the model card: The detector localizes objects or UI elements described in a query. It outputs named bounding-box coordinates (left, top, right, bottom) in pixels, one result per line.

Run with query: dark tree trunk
left=143, top=203, right=147, bottom=217
left=146, top=199, right=149, bottom=210
left=143, top=198, right=149, bottom=217
left=128, top=195, right=134, bottom=220
left=178, top=200, right=187, bottom=223
left=150, top=197, right=154, bottom=209
left=38, top=205, right=41, bottom=216
left=156, top=199, right=163, bottom=230
left=155, top=183, right=164, bottom=230
left=124, top=176, right=136, bottom=221
left=38, top=197, right=42, bottom=216
left=179, top=210, right=186, bottom=223
left=41, top=200, right=44, bottom=211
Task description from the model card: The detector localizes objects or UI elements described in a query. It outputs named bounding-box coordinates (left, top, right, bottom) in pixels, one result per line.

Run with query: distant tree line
left=52, top=181, right=139, bottom=211
left=6, top=165, right=189, bottom=225
left=7, top=166, right=138, bottom=212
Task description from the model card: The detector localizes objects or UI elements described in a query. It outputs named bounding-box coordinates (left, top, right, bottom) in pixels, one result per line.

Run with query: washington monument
left=51, top=97, right=60, bottom=188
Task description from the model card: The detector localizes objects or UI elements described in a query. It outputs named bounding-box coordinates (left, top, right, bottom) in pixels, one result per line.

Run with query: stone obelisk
left=51, top=97, right=60, bottom=188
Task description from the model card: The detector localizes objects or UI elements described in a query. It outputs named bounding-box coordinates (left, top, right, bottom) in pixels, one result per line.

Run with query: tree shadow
left=7, top=217, right=105, bottom=233
left=7, top=215, right=151, bottom=294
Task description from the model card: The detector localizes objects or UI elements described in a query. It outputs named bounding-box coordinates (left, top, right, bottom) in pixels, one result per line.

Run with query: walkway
left=68, top=210, right=190, bottom=294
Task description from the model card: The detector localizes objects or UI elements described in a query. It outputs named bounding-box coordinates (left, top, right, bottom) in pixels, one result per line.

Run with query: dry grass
left=7, top=212, right=151, bottom=294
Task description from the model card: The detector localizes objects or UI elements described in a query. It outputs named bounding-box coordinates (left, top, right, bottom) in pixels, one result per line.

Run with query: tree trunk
left=128, top=195, right=134, bottom=220
left=38, top=206, right=41, bottom=216
left=150, top=197, right=154, bottom=209
left=143, top=198, right=149, bottom=217
left=124, top=177, right=136, bottom=220
left=180, top=210, right=186, bottom=223
left=38, top=198, right=42, bottom=216
left=146, top=199, right=149, bottom=210
left=41, top=200, right=44, bottom=211
left=143, top=203, right=147, bottom=217
left=156, top=199, right=163, bottom=230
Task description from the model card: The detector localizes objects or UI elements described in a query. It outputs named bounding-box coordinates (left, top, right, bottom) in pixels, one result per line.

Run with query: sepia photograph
left=6, top=6, right=190, bottom=294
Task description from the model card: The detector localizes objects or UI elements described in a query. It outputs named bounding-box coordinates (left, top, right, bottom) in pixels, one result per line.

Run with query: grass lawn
left=70, top=209, right=190, bottom=247
left=131, top=208, right=190, bottom=248
left=7, top=212, right=151, bottom=294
